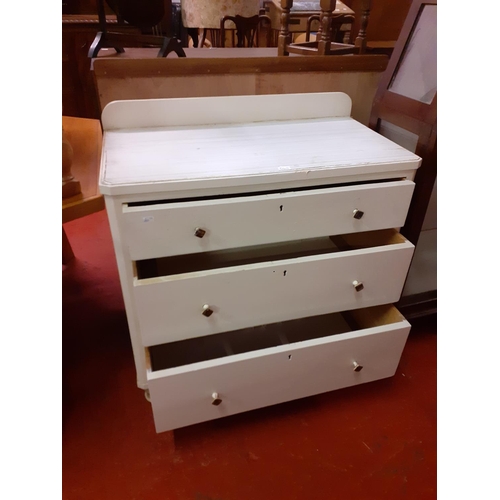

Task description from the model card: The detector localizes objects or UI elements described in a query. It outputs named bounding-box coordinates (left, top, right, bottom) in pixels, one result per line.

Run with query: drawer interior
left=147, top=304, right=406, bottom=372
left=136, top=229, right=407, bottom=280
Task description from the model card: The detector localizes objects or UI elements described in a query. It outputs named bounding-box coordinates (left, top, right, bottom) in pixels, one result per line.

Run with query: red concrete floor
left=62, top=211, right=437, bottom=500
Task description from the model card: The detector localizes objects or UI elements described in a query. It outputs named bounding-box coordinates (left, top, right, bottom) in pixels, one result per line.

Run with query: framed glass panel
left=389, top=4, right=437, bottom=104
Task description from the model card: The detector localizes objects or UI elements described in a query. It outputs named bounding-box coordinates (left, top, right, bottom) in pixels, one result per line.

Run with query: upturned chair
left=304, top=13, right=355, bottom=43
left=278, top=0, right=371, bottom=56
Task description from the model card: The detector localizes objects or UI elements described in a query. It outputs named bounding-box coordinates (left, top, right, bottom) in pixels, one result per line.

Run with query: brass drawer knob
left=212, top=392, right=222, bottom=405
left=194, top=227, right=206, bottom=238
left=353, top=209, right=364, bottom=219
left=202, top=304, right=214, bottom=317
left=353, top=362, right=363, bottom=372
left=352, top=280, right=364, bottom=292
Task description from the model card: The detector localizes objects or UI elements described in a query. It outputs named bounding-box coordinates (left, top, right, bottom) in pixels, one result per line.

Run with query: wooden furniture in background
left=62, top=116, right=105, bottom=263
left=305, top=12, right=355, bottom=42
left=181, top=0, right=261, bottom=47
left=278, top=0, right=370, bottom=56
left=92, top=53, right=389, bottom=126
left=347, top=0, right=412, bottom=53
left=88, top=0, right=184, bottom=58
left=62, top=1, right=178, bottom=118
left=369, top=0, right=436, bottom=247
left=368, top=0, right=437, bottom=318
left=220, top=14, right=272, bottom=48
left=264, top=0, right=354, bottom=45
left=98, top=92, right=420, bottom=432
left=63, top=14, right=141, bottom=118
left=62, top=0, right=411, bottom=119
left=62, top=126, right=81, bottom=199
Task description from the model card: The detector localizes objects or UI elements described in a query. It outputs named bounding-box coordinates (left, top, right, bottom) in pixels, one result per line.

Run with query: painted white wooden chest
left=99, top=92, right=421, bottom=433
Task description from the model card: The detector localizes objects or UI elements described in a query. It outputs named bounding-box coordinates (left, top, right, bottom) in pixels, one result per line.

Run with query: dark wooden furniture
left=278, top=0, right=371, bottom=56
left=348, top=0, right=412, bottom=51
left=63, top=14, right=142, bottom=118
left=220, top=14, right=272, bottom=48
left=305, top=13, right=355, bottom=42
left=368, top=0, right=437, bottom=318
left=264, top=0, right=354, bottom=46
left=369, top=0, right=436, bottom=247
left=88, top=0, right=184, bottom=58
left=62, top=116, right=105, bottom=263
left=62, top=1, right=180, bottom=118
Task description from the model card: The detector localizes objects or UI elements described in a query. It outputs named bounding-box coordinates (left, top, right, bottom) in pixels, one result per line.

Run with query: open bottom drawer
left=146, top=304, right=411, bottom=433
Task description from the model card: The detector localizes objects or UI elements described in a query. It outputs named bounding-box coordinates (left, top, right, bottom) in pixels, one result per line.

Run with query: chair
left=305, top=13, right=355, bottom=43
left=220, top=14, right=272, bottom=48
left=278, top=0, right=372, bottom=56
left=88, top=0, right=186, bottom=58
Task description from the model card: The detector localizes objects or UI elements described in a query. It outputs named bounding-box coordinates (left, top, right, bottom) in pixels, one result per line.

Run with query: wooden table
left=62, top=116, right=105, bottom=262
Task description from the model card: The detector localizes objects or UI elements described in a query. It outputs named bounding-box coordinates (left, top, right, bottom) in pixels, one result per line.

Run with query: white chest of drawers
left=99, top=92, right=421, bottom=433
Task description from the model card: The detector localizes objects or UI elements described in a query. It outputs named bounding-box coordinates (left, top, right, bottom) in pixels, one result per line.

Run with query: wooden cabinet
left=99, top=92, right=421, bottom=433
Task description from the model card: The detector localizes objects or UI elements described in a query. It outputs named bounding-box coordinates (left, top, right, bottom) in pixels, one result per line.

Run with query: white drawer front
left=133, top=237, right=414, bottom=346
left=122, top=180, right=415, bottom=260
left=147, top=308, right=411, bottom=432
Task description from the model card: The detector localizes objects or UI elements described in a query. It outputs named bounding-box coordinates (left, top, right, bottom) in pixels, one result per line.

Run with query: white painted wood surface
left=99, top=94, right=420, bottom=196
left=147, top=314, right=411, bottom=432
left=101, top=92, right=353, bottom=131
left=134, top=238, right=414, bottom=346
left=98, top=93, right=420, bottom=428
left=123, top=180, right=415, bottom=260
left=103, top=196, right=149, bottom=388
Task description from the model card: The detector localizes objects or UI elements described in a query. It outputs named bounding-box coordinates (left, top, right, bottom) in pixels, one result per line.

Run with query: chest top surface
left=99, top=93, right=421, bottom=197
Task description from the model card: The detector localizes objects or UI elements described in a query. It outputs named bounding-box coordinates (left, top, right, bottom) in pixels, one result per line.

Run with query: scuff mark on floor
left=362, top=441, right=374, bottom=454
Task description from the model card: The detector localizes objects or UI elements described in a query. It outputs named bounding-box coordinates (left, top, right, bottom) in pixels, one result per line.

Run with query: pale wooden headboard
left=92, top=55, right=388, bottom=125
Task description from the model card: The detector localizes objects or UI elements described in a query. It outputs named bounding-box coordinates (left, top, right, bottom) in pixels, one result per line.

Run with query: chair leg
left=87, top=31, right=125, bottom=58
left=62, top=227, right=75, bottom=265
left=187, top=27, right=199, bottom=47
left=198, top=28, right=207, bottom=47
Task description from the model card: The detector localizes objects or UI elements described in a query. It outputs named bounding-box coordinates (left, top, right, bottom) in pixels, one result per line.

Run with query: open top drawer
left=133, top=229, right=414, bottom=346
left=146, top=304, right=411, bottom=432
left=121, top=179, right=415, bottom=260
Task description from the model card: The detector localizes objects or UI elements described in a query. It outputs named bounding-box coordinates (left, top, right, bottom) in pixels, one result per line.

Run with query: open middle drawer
left=133, top=229, right=414, bottom=346
left=146, top=304, right=411, bottom=433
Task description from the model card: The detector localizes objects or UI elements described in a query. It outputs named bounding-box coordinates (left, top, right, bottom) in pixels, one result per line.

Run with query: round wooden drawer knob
left=194, top=227, right=206, bottom=238
left=352, top=280, right=364, bottom=292
left=212, top=392, right=222, bottom=405
left=353, top=362, right=363, bottom=372
left=353, top=209, right=364, bottom=219
left=202, top=304, right=214, bottom=317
